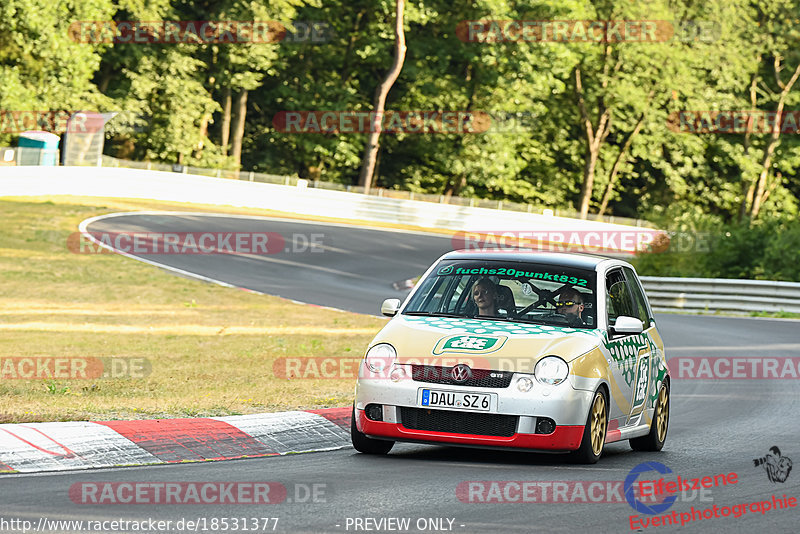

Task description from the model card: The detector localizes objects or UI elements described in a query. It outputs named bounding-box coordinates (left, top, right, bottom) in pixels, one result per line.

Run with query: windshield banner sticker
left=432, top=334, right=507, bottom=355
left=438, top=266, right=588, bottom=286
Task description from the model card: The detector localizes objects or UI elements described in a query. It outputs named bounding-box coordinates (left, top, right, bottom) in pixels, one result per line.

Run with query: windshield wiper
left=473, top=315, right=577, bottom=327
left=403, top=311, right=464, bottom=318
left=521, top=315, right=587, bottom=327
left=471, top=315, right=546, bottom=325
left=404, top=312, right=582, bottom=327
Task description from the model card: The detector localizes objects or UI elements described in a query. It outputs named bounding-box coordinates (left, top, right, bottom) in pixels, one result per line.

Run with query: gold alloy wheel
left=590, top=393, right=607, bottom=456
left=656, top=386, right=669, bottom=442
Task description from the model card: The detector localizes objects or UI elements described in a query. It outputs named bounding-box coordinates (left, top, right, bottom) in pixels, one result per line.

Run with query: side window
left=606, top=269, right=636, bottom=326
left=446, top=276, right=472, bottom=313
left=623, top=267, right=651, bottom=325
left=415, top=276, right=452, bottom=312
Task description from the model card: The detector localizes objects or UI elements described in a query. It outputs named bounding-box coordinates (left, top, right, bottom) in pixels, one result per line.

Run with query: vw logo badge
left=450, top=364, right=472, bottom=383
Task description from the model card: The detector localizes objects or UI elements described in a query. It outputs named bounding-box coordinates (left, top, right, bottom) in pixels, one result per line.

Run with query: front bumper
left=354, top=363, right=595, bottom=451
left=356, top=409, right=584, bottom=451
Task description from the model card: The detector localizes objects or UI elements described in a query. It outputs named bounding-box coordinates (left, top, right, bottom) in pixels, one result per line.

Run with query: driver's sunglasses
left=555, top=301, right=580, bottom=307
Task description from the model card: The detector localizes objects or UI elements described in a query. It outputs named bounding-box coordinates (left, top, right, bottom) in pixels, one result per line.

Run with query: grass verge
left=748, top=310, right=800, bottom=319
left=0, top=196, right=387, bottom=423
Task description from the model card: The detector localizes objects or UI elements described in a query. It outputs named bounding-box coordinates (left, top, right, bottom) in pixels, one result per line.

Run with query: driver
left=471, top=278, right=497, bottom=316
left=556, top=288, right=585, bottom=326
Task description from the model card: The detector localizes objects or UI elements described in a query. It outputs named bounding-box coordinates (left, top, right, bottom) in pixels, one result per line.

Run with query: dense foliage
left=633, top=214, right=800, bottom=281
left=2, top=0, right=799, bottom=233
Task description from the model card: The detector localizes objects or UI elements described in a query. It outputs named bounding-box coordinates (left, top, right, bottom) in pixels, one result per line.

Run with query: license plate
left=420, top=389, right=491, bottom=412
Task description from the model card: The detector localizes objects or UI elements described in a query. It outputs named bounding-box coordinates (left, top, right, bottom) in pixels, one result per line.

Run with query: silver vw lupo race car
left=351, top=251, right=670, bottom=463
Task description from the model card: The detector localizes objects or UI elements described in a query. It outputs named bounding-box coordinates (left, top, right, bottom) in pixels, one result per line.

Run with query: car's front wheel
left=351, top=406, right=394, bottom=455
left=571, top=389, right=608, bottom=464
left=630, top=382, right=669, bottom=451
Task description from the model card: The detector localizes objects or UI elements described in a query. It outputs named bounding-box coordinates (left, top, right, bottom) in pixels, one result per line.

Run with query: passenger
left=556, top=288, right=586, bottom=326
left=471, top=278, right=497, bottom=316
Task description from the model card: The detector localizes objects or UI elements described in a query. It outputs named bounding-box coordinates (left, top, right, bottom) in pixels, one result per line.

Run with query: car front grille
left=399, top=407, right=518, bottom=437
left=410, top=365, right=513, bottom=388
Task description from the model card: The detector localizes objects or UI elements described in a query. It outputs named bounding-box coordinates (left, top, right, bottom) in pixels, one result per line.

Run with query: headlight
left=365, top=343, right=397, bottom=373
left=534, top=356, right=569, bottom=386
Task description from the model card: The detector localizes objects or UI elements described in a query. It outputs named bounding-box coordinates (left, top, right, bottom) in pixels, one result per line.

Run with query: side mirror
left=610, top=315, right=644, bottom=335
left=381, top=298, right=401, bottom=317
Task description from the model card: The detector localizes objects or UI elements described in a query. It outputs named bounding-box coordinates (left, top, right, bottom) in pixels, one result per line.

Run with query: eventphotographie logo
left=754, top=446, right=793, bottom=483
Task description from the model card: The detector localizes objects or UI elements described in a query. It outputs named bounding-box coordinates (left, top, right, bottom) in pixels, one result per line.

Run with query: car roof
left=439, top=250, right=627, bottom=270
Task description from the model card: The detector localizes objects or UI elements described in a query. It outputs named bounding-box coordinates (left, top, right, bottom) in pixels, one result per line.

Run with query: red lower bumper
left=357, top=409, right=585, bottom=451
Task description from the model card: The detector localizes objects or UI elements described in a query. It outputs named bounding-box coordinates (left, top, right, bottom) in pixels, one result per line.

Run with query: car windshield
left=403, top=260, right=597, bottom=329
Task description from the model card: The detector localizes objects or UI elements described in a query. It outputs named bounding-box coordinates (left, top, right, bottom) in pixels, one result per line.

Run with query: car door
left=604, top=268, right=645, bottom=423
left=622, top=267, right=658, bottom=421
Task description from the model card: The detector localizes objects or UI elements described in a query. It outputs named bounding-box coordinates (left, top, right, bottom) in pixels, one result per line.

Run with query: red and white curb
left=0, top=408, right=350, bottom=474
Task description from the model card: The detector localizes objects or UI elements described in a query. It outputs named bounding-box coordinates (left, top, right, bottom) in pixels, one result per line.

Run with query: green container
left=18, top=131, right=60, bottom=165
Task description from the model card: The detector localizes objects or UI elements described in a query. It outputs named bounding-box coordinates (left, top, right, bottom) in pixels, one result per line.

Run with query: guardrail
left=640, top=276, right=800, bottom=314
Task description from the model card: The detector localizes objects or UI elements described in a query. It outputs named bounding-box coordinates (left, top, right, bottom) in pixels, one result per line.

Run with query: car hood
left=371, top=315, right=604, bottom=373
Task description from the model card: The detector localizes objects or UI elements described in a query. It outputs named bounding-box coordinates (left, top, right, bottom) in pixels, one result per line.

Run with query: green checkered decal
left=404, top=316, right=602, bottom=337
left=602, top=332, right=664, bottom=388
left=650, top=353, right=668, bottom=404
left=602, top=333, right=648, bottom=386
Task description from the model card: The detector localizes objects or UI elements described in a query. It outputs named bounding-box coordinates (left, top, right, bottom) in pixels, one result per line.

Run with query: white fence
left=0, top=166, right=653, bottom=251
left=99, top=155, right=648, bottom=228
left=640, top=276, right=800, bottom=314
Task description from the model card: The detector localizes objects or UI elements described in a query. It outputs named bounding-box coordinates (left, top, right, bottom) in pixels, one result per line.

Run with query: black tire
left=570, top=389, right=608, bottom=464
left=351, top=407, right=394, bottom=455
left=630, top=382, right=669, bottom=452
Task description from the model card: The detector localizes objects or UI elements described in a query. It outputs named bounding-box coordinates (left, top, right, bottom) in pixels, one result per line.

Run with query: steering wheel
left=498, top=307, right=517, bottom=319
left=554, top=312, right=585, bottom=327
left=516, top=302, right=541, bottom=317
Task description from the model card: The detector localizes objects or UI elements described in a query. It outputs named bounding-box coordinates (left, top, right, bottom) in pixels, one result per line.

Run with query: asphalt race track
left=2, top=213, right=798, bottom=534
left=81, top=212, right=456, bottom=315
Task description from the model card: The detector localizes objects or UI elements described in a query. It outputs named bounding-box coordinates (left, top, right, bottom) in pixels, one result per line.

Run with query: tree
left=358, top=0, right=406, bottom=192
left=0, top=0, right=114, bottom=146
left=6, top=0, right=798, bottom=225
left=740, top=0, right=800, bottom=218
